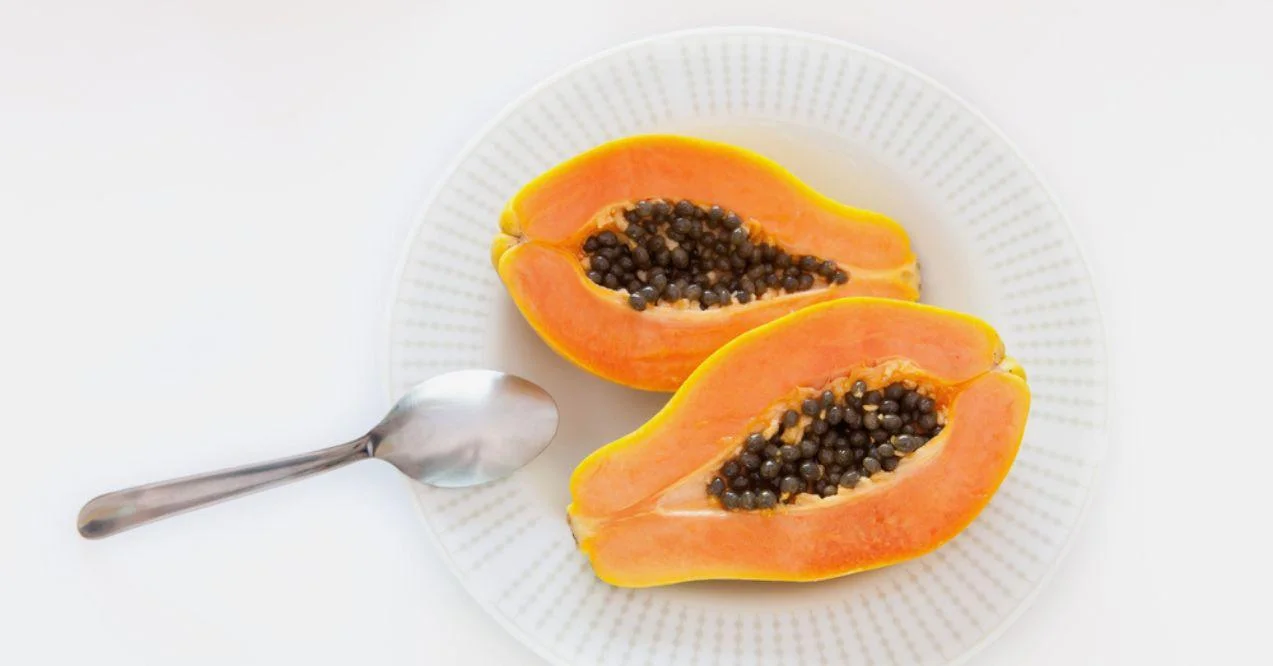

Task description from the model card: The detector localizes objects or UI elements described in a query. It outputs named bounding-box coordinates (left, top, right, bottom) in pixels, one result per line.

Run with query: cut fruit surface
left=566, top=298, right=1029, bottom=587
left=493, top=135, right=920, bottom=391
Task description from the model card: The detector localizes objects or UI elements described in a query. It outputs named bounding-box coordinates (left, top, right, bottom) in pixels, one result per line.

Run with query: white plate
left=387, top=27, right=1107, bottom=666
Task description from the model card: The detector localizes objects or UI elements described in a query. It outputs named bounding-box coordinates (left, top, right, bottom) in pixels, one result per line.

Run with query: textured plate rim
left=383, top=25, right=1111, bottom=666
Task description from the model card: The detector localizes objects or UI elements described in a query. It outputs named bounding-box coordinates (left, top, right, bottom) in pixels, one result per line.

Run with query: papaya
left=492, top=135, right=920, bottom=391
left=567, top=298, right=1029, bottom=587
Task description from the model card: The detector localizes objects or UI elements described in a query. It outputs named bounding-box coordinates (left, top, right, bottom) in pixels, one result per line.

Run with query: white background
left=1, top=1, right=1269, bottom=664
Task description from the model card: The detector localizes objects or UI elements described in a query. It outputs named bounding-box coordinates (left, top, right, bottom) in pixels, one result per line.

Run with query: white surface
left=387, top=28, right=1108, bottom=666
left=1, top=1, right=1268, bottom=664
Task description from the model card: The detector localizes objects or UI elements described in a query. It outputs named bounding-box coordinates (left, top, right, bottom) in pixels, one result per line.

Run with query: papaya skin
left=565, top=298, right=1030, bottom=587
left=498, top=243, right=917, bottom=392
left=497, top=135, right=914, bottom=270
left=577, top=371, right=1028, bottom=587
left=493, top=135, right=921, bottom=391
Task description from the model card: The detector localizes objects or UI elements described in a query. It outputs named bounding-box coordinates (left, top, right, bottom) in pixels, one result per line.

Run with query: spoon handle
left=77, top=436, right=372, bottom=539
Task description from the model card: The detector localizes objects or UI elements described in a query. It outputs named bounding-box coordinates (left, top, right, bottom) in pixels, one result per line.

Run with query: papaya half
left=567, top=298, right=1029, bottom=587
left=493, top=135, right=920, bottom=391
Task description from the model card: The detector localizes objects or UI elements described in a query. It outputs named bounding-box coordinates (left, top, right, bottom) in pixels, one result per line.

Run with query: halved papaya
left=493, top=135, right=920, bottom=391
left=567, top=298, right=1029, bottom=587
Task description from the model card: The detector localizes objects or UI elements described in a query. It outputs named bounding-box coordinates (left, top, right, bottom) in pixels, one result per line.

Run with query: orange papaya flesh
left=493, top=135, right=920, bottom=392
left=566, top=298, right=1029, bottom=587
left=569, top=298, right=1006, bottom=519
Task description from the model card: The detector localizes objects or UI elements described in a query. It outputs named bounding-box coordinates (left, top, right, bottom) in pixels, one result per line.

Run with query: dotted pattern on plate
left=389, top=29, right=1107, bottom=666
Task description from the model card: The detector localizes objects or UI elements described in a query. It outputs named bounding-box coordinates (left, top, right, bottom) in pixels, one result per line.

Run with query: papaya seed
left=578, top=198, right=847, bottom=310
left=708, top=377, right=945, bottom=510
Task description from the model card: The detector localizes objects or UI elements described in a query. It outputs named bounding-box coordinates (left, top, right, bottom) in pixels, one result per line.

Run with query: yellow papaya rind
left=491, top=135, right=923, bottom=391
left=498, top=134, right=912, bottom=248
left=566, top=298, right=1030, bottom=586
left=576, top=370, right=1029, bottom=587
left=497, top=244, right=920, bottom=391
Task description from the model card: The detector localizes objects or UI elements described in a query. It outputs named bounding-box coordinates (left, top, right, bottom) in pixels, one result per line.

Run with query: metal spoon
left=77, top=369, right=559, bottom=539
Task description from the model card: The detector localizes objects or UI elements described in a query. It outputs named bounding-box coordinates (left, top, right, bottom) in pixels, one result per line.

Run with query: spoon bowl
left=77, top=370, right=558, bottom=539
left=372, top=370, right=559, bottom=487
